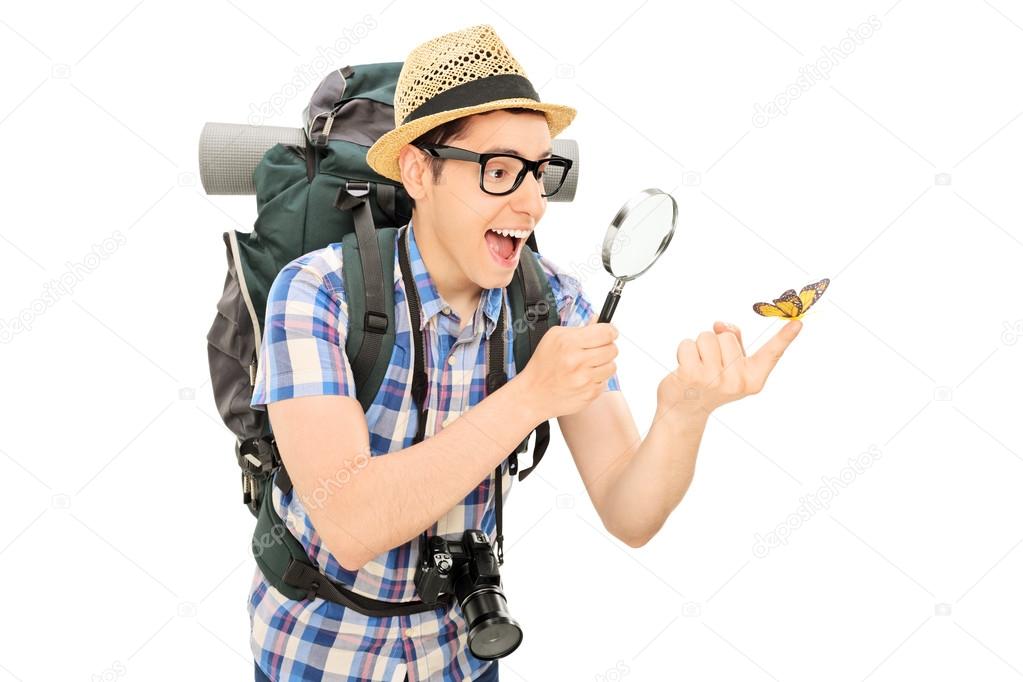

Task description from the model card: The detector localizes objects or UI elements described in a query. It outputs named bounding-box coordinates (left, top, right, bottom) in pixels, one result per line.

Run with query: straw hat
left=366, top=24, right=577, bottom=183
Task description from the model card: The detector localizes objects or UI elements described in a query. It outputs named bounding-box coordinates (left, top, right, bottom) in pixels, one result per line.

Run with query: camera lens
left=459, top=585, right=522, bottom=659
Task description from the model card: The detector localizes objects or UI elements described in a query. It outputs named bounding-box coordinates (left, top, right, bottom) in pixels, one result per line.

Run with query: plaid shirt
left=248, top=219, right=621, bottom=681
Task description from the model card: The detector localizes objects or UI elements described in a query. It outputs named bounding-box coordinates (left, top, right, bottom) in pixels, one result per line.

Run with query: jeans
left=254, top=659, right=498, bottom=681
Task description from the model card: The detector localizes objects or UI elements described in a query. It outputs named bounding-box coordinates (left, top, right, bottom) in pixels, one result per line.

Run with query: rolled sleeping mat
left=550, top=138, right=579, bottom=203
left=198, top=122, right=305, bottom=195
left=198, top=122, right=579, bottom=201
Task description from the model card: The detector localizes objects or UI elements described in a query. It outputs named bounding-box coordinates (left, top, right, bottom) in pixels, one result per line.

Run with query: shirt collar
left=397, top=219, right=505, bottom=338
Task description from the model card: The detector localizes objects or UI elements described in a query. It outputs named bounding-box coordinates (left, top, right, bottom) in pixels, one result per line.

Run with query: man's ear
left=397, top=144, right=428, bottom=201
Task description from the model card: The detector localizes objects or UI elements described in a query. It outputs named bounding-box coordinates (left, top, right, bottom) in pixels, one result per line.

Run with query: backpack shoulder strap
left=341, top=220, right=398, bottom=414
left=508, top=247, right=560, bottom=371
left=506, top=246, right=560, bottom=481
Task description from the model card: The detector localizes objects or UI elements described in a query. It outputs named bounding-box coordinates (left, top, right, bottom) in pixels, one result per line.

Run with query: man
left=248, top=24, right=801, bottom=682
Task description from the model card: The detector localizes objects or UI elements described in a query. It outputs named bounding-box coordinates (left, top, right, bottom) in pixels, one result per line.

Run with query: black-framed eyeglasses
left=413, top=143, right=573, bottom=198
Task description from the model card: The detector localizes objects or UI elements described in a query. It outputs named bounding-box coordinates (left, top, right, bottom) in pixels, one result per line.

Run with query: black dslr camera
left=414, top=529, right=522, bottom=659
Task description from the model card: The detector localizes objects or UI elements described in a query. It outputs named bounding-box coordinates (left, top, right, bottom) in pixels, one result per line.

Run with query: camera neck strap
left=398, top=227, right=511, bottom=565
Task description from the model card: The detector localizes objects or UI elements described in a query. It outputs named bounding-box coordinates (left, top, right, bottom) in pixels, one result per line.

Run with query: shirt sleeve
left=534, top=251, right=621, bottom=392
left=250, top=253, right=358, bottom=411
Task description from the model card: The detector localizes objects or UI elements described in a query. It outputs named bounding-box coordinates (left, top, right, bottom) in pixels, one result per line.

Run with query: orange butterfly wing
left=798, top=278, right=829, bottom=314
left=772, top=289, right=803, bottom=317
left=753, top=302, right=791, bottom=317
left=753, top=279, right=829, bottom=319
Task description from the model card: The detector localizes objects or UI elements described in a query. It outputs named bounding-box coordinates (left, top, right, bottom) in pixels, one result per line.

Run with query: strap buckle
left=524, top=300, right=548, bottom=324
left=364, top=310, right=388, bottom=333
left=345, top=180, right=370, bottom=197
left=486, top=370, right=508, bottom=395
left=236, top=436, right=282, bottom=516
left=334, top=180, right=372, bottom=211
left=506, top=431, right=530, bottom=476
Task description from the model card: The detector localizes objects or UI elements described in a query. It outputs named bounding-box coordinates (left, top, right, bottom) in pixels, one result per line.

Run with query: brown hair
left=405, top=107, right=545, bottom=210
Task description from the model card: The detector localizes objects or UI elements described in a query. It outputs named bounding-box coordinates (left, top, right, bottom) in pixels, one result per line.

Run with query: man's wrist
left=502, top=372, right=544, bottom=428
left=654, top=398, right=710, bottom=433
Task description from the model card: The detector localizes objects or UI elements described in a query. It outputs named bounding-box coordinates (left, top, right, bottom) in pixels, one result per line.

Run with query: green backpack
left=206, top=62, right=561, bottom=614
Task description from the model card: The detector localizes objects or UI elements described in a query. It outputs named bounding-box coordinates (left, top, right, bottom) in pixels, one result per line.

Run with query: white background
left=2, top=0, right=1022, bottom=680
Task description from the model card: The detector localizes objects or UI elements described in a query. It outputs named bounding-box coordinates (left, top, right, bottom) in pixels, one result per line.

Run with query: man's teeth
left=491, top=228, right=529, bottom=239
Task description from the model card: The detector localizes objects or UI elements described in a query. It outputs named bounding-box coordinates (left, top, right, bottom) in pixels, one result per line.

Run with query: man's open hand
left=656, top=319, right=803, bottom=418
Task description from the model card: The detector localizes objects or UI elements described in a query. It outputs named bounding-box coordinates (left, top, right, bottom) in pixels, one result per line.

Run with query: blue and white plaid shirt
left=248, top=219, right=621, bottom=681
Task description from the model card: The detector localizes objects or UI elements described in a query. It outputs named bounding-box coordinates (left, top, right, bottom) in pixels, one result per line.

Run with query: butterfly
left=753, top=278, right=829, bottom=319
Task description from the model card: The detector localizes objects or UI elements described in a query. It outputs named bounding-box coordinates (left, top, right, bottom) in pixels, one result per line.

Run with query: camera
left=414, top=529, right=522, bottom=660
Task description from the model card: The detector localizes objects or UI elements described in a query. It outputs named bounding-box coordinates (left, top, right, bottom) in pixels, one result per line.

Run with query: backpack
left=205, top=62, right=562, bottom=616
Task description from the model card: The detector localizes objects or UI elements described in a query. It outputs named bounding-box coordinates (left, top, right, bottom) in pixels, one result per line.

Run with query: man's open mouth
left=484, top=228, right=529, bottom=263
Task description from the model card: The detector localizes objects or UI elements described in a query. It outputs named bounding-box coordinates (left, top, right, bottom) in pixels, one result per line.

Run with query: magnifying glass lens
left=608, top=193, right=676, bottom=277
left=597, top=189, right=679, bottom=323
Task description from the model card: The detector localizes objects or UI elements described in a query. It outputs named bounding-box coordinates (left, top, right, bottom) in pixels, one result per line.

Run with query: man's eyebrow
left=484, top=146, right=554, bottom=157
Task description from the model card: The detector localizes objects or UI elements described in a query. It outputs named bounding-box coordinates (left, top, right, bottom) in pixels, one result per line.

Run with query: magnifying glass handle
left=598, top=290, right=620, bottom=324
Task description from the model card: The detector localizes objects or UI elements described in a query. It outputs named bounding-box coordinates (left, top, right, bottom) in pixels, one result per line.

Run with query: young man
left=248, top=24, right=801, bottom=682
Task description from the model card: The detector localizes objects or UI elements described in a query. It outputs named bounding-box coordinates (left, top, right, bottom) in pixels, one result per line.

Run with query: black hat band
left=402, top=73, right=540, bottom=124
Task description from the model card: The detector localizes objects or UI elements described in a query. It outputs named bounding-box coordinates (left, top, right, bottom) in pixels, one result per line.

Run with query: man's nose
left=510, top=170, right=545, bottom=216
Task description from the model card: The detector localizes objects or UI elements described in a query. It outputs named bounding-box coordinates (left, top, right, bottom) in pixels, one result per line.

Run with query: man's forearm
left=600, top=405, right=709, bottom=547
left=316, top=376, right=541, bottom=570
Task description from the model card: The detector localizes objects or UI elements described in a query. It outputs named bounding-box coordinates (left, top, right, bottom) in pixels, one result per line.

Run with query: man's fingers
left=717, top=328, right=744, bottom=366
left=749, top=319, right=803, bottom=384
left=676, top=338, right=700, bottom=370
left=696, top=331, right=722, bottom=369
left=583, top=316, right=617, bottom=348
left=714, top=321, right=746, bottom=356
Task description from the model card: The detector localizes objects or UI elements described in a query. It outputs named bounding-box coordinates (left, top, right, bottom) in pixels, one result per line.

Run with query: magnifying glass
left=597, top=188, right=679, bottom=323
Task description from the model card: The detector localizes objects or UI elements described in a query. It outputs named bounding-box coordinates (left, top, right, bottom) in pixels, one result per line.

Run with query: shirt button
left=404, top=627, right=414, bottom=637
left=448, top=355, right=456, bottom=366
left=442, top=306, right=451, bottom=315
